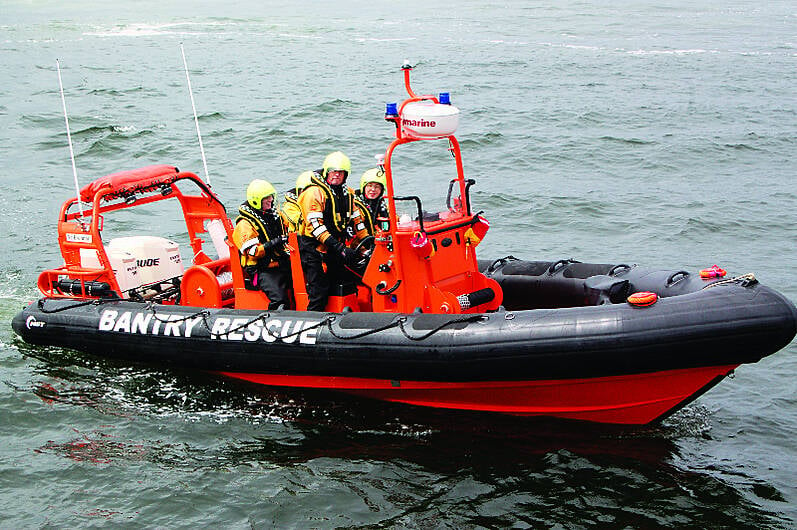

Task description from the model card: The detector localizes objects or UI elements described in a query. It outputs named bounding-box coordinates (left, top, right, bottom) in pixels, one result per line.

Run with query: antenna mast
left=180, top=44, right=211, bottom=186
left=56, top=59, right=84, bottom=219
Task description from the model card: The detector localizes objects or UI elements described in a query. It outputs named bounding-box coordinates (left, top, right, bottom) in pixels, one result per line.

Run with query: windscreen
left=387, top=139, right=468, bottom=230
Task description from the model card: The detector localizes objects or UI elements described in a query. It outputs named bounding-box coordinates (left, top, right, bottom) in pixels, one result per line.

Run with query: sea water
left=1, top=1, right=796, bottom=526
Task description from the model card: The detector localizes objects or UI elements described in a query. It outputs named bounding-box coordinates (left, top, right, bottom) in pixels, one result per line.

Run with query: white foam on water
left=354, top=37, right=417, bottom=43
left=83, top=21, right=236, bottom=38
left=276, top=33, right=323, bottom=40
left=625, top=48, right=718, bottom=55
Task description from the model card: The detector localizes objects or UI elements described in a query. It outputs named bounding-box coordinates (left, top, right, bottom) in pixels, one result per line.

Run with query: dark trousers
left=253, top=261, right=291, bottom=310
left=299, top=236, right=352, bottom=312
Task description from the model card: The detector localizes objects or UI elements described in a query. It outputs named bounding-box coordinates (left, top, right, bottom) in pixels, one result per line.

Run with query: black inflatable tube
left=12, top=268, right=797, bottom=383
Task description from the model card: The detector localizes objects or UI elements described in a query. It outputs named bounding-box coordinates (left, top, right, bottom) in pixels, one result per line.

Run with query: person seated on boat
left=283, top=170, right=314, bottom=233
left=354, top=167, right=389, bottom=235
left=232, top=179, right=292, bottom=310
left=297, top=151, right=370, bottom=311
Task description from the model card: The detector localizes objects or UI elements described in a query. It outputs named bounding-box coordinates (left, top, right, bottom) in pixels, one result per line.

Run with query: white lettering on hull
left=98, top=309, right=320, bottom=345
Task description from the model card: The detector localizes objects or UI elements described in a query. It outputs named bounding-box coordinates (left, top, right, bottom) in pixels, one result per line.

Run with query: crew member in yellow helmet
left=232, top=179, right=291, bottom=309
left=297, top=151, right=369, bottom=311
left=354, top=167, right=389, bottom=235
left=282, top=170, right=314, bottom=233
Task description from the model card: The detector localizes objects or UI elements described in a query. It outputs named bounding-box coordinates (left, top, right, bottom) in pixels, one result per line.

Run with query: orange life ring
left=700, top=265, right=727, bottom=279
left=627, top=291, right=658, bottom=306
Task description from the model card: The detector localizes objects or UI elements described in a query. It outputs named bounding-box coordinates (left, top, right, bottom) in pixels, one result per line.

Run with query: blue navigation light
left=439, top=92, right=451, bottom=104
left=385, top=102, right=398, bottom=116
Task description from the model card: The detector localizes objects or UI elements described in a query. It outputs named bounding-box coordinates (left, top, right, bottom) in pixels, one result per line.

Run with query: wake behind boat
left=12, top=65, right=797, bottom=425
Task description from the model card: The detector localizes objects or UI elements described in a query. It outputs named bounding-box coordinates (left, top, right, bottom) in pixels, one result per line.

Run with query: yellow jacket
left=298, top=183, right=368, bottom=248
left=231, top=209, right=288, bottom=268
left=282, top=192, right=302, bottom=233
left=232, top=218, right=266, bottom=268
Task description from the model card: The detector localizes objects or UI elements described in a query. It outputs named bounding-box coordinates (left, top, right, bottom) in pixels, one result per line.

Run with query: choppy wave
left=599, top=135, right=657, bottom=146
left=87, top=86, right=161, bottom=97
left=457, top=131, right=504, bottom=148
left=69, top=125, right=125, bottom=137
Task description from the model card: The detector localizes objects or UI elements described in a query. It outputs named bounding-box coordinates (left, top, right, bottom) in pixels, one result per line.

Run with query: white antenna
left=180, top=44, right=211, bottom=186
left=56, top=59, right=84, bottom=218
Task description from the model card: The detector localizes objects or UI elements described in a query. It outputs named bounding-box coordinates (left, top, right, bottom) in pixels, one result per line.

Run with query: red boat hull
left=218, top=364, right=738, bottom=425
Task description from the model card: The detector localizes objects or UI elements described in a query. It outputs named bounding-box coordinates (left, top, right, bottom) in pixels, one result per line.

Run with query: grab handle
left=666, top=270, right=690, bottom=287
left=485, top=255, right=518, bottom=275
left=376, top=279, right=402, bottom=295
left=608, top=264, right=631, bottom=276
left=548, top=259, right=576, bottom=275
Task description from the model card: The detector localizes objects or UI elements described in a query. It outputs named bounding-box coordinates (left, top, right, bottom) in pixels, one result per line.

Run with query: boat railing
left=37, top=265, right=121, bottom=300
left=445, top=178, right=474, bottom=215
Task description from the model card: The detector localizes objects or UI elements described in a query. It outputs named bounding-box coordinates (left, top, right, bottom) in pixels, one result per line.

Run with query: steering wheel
left=348, top=236, right=375, bottom=275
left=353, top=235, right=375, bottom=256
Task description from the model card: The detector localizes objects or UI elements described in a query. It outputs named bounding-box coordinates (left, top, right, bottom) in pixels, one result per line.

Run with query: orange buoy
left=628, top=291, right=658, bottom=306
left=700, top=265, right=727, bottom=279
left=410, top=230, right=434, bottom=258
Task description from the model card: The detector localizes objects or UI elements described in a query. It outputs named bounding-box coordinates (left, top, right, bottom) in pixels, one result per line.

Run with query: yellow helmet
left=359, top=167, right=387, bottom=195
left=322, top=151, right=351, bottom=179
left=295, top=170, right=314, bottom=195
left=246, top=179, right=276, bottom=209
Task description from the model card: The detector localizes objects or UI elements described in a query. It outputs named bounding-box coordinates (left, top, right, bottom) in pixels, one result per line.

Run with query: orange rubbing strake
left=700, top=265, right=727, bottom=279
left=627, top=291, right=658, bottom=307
